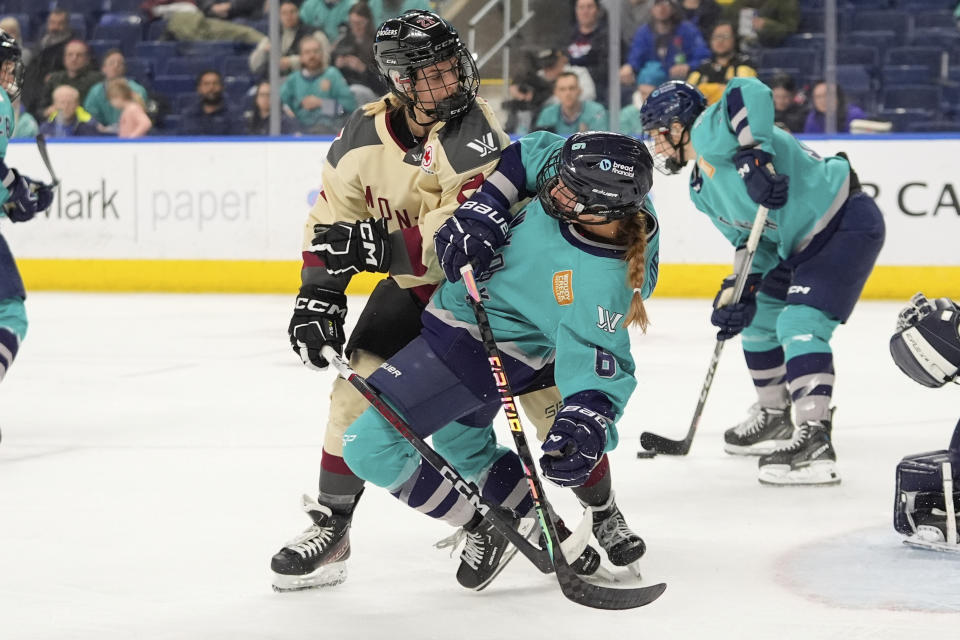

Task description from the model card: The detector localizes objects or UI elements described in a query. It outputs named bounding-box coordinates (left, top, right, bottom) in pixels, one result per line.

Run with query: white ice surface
left=2, top=293, right=959, bottom=639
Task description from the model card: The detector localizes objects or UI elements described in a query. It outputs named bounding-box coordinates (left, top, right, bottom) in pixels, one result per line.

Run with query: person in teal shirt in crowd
left=280, top=35, right=356, bottom=133
left=535, top=71, right=607, bottom=135
left=367, top=0, right=433, bottom=27
left=620, top=64, right=667, bottom=137
left=83, top=50, right=148, bottom=129
left=299, top=0, right=355, bottom=45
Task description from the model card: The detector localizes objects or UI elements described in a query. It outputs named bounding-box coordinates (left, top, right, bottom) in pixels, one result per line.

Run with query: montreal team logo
left=415, top=15, right=438, bottom=28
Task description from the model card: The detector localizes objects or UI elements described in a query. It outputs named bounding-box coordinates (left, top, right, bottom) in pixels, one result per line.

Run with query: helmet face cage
left=640, top=81, right=706, bottom=175
left=535, top=149, right=642, bottom=225
left=375, top=12, right=479, bottom=123
left=0, top=31, right=23, bottom=102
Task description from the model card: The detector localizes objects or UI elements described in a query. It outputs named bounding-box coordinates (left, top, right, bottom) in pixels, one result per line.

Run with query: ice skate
left=270, top=495, right=352, bottom=592
left=444, top=509, right=536, bottom=591
left=757, top=418, right=841, bottom=486
left=587, top=492, right=645, bottom=577
left=724, top=403, right=794, bottom=456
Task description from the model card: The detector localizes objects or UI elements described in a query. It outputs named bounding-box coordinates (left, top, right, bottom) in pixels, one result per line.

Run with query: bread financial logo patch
left=553, top=270, right=573, bottom=306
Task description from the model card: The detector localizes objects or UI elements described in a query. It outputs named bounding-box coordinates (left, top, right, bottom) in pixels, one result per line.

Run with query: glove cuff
left=564, top=390, right=615, bottom=422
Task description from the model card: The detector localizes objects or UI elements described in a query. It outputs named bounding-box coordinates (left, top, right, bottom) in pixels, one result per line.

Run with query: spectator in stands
left=620, top=0, right=710, bottom=88
left=722, top=0, right=798, bottom=50
left=0, top=17, right=31, bottom=67
left=106, top=79, right=153, bottom=138
left=12, top=104, right=39, bottom=140
left=567, top=0, right=613, bottom=104
left=680, top=0, right=722, bottom=42
left=686, top=21, right=756, bottom=104
left=280, top=35, right=356, bottom=134
left=22, top=8, right=75, bottom=117
left=619, top=82, right=657, bottom=137
left=368, top=1, right=434, bottom=27
left=199, top=0, right=264, bottom=20
left=180, top=70, right=242, bottom=135
left=41, top=41, right=104, bottom=117
left=770, top=72, right=807, bottom=133
left=84, top=50, right=149, bottom=130
left=332, top=2, right=385, bottom=103
left=300, top=0, right=354, bottom=45
left=619, top=0, right=654, bottom=47
left=245, top=80, right=301, bottom=135
left=249, top=0, right=317, bottom=78
left=39, top=85, right=100, bottom=138
left=539, top=47, right=596, bottom=104
left=803, top=81, right=866, bottom=134
left=534, top=71, right=608, bottom=135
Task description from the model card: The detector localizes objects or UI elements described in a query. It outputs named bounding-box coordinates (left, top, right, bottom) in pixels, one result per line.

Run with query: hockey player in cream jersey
left=271, top=10, right=593, bottom=592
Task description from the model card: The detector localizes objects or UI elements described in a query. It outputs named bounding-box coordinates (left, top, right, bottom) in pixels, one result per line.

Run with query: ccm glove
left=434, top=199, right=511, bottom=283
left=733, top=147, right=789, bottom=209
left=288, top=285, right=347, bottom=371
left=710, top=272, right=762, bottom=341
left=5, top=172, right=54, bottom=222
left=311, top=218, right=391, bottom=276
left=540, top=401, right=610, bottom=487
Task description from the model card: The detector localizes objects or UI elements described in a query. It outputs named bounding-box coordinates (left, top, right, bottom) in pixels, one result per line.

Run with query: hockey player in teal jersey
left=341, top=131, right=659, bottom=589
left=0, top=30, right=55, bottom=423
left=640, top=78, right=885, bottom=485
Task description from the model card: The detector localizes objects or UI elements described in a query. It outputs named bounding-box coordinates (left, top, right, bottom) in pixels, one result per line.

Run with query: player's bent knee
left=342, top=406, right=418, bottom=488
left=432, top=422, right=500, bottom=482
left=776, top=304, right=839, bottom=345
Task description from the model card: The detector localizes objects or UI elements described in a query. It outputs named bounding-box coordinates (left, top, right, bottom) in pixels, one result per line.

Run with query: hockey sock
left=0, top=327, right=20, bottom=384
left=743, top=347, right=789, bottom=409
left=571, top=454, right=611, bottom=507
left=390, top=460, right=477, bottom=527
left=477, top=450, right=534, bottom=517
left=786, top=352, right=835, bottom=424
left=319, top=451, right=366, bottom=515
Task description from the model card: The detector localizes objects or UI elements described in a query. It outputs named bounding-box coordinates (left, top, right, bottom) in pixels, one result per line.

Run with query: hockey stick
left=35, top=134, right=60, bottom=188
left=460, top=265, right=667, bottom=610
left=319, top=345, right=555, bottom=575
left=638, top=204, right=769, bottom=457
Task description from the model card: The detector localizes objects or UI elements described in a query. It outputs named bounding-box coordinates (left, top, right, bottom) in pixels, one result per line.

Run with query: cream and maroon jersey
left=301, top=96, right=510, bottom=300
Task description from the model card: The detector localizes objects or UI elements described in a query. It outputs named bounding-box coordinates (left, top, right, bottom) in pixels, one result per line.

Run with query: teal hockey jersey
left=425, top=131, right=661, bottom=450
left=689, top=77, right=851, bottom=275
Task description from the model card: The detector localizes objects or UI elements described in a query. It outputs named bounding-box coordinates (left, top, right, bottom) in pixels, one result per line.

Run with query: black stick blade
left=639, top=431, right=691, bottom=456
left=558, top=566, right=667, bottom=610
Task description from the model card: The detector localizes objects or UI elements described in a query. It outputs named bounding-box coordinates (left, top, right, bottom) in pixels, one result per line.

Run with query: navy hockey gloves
left=710, top=272, right=762, bottom=341
left=5, top=171, right=54, bottom=222
left=289, top=285, right=347, bottom=371
left=312, top=218, right=392, bottom=276
left=540, top=399, right=610, bottom=487
left=435, top=198, right=511, bottom=283
left=733, top=147, right=789, bottom=209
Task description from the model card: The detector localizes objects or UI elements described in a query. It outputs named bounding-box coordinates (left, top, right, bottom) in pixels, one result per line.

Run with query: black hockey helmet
left=0, top=29, right=24, bottom=101
left=890, top=293, right=960, bottom=388
left=535, top=131, right=654, bottom=224
left=373, top=10, right=479, bottom=123
left=639, top=80, right=707, bottom=174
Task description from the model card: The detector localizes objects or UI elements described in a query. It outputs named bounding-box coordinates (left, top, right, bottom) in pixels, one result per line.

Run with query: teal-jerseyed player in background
left=0, top=30, right=55, bottom=426
left=641, top=78, right=885, bottom=486
left=341, top=131, right=659, bottom=588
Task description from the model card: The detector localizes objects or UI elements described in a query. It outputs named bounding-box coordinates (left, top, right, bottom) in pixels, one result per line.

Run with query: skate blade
left=724, top=438, right=794, bottom=457
left=271, top=563, right=347, bottom=592
left=903, top=538, right=960, bottom=553
left=758, top=461, right=841, bottom=486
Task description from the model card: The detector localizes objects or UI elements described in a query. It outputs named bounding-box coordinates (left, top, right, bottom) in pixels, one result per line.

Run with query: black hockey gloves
left=540, top=398, right=611, bottom=487
left=5, top=171, right=54, bottom=222
left=289, top=285, right=347, bottom=371
left=311, top=218, right=392, bottom=276
left=733, top=147, right=789, bottom=209
left=435, top=200, right=511, bottom=283
left=710, top=272, right=762, bottom=341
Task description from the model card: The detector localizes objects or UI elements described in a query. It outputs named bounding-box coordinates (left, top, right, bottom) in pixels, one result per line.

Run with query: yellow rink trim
left=15, top=259, right=960, bottom=298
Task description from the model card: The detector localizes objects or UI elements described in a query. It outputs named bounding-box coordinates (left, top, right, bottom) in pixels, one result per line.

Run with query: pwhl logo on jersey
left=467, top=133, right=497, bottom=157
left=597, top=306, right=624, bottom=333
